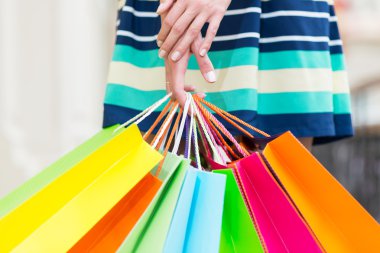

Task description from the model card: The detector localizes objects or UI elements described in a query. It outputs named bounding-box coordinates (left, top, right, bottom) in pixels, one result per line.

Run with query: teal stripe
left=333, top=93, right=351, bottom=114
left=105, top=84, right=257, bottom=111
left=330, top=54, right=346, bottom=71
left=258, top=92, right=351, bottom=114
left=258, top=51, right=331, bottom=70
left=113, top=45, right=341, bottom=70
left=105, top=84, right=351, bottom=114
left=112, top=45, right=258, bottom=69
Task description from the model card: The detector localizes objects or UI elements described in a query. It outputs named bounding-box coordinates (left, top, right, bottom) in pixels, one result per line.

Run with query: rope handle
left=154, top=107, right=183, bottom=176
left=194, top=98, right=250, bottom=158
left=193, top=95, right=271, bottom=138
left=113, top=93, right=172, bottom=134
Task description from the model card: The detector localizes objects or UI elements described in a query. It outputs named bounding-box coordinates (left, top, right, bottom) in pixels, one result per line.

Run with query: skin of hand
left=159, top=4, right=208, bottom=107
left=156, top=0, right=231, bottom=63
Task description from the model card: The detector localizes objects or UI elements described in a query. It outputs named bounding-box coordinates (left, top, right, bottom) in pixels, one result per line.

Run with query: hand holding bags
left=0, top=124, right=162, bottom=253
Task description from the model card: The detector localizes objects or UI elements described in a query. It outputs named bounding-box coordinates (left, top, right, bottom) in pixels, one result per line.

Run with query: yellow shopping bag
left=0, top=124, right=162, bottom=253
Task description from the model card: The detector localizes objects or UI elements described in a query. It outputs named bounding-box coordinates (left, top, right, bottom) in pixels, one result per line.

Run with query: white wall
left=0, top=0, right=118, bottom=197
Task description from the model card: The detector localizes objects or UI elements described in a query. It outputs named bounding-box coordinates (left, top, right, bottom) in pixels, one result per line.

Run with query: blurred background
left=0, top=0, right=379, bottom=220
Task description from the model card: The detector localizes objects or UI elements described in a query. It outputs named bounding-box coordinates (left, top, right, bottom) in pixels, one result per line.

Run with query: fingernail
left=171, top=51, right=181, bottom=61
left=200, top=48, right=207, bottom=57
left=158, top=50, right=167, bottom=58
left=157, top=40, right=163, bottom=47
left=156, top=3, right=165, bottom=14
left=206, top=71, right=216, bottom=83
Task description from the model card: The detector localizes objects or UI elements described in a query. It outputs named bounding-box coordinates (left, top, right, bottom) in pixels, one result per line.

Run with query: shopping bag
left=234, top=152, right=324, bottom=252
left=263, top=131, right=380, bottom=252
left=69, top=152, right=182, bottom=253
left=0, top=125, right=121, bottom=218
left=213, top=169, right=264, bottom=253
left=68, top=175, right=161, bottom=252
left=117, top=154, right=190, bottom=253
left=0, top=124, right=162, bottom=253
left=163, top=167, right=226, bottom=253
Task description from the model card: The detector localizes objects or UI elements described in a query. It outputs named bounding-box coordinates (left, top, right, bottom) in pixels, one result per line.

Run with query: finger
left=159, top=10, right=196, bottom=59
left=199, top=15, right=223, bottom=57
left=191, top=34, right=216, bottom=83
left=184, top=85, right=196, bottom=92
left=156, top=0, right=174, bottom=15
left=169, top=50, right=191, bottom=107
left=157, top=2, right=186, bottom=49
left=169, top=14, right=208, bottom=62
left=165, top=61, right=172, bottom=94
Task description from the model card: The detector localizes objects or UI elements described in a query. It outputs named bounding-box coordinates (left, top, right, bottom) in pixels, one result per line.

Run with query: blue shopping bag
left=163, top=167, right=226, bottom=253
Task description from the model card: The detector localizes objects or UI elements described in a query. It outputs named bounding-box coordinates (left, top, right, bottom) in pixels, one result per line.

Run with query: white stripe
left=329, top=40, right=343, bottom=46
left=261, top=10, right=329, bottom=19
left=329, top=16, right=338, bottom=22
left=122, top=6, right=159, bottom=18
left=122, top=5, right=261, bottom=18
left=260, top=35, right=329, bottom=44
left=213, top=32, right=260, bottom=42
left=108, top=62, right=350, bottom=94
left=333, top=71, right=350, bottom=93
left=108, top=62, right=259, bottom=92
left=225, top=7, right=261, bottom=16
left=116, top=30, right=157, bottom=42
left=117, top=30, right=259, bottom=42
left=259, top=69, right=349, bottom=93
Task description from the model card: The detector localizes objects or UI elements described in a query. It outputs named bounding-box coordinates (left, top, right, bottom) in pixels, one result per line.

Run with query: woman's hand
left=156, top=0, right=231, bottom=62
left=158, top=2, right=212, bottom=106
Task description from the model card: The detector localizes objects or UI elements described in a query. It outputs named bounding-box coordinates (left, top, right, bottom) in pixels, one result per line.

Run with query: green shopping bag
left=0, top=125, right=121, bottom=218
left=117, top=154, right=190, bottom=253
left=214, top=169, right=265, bottom=253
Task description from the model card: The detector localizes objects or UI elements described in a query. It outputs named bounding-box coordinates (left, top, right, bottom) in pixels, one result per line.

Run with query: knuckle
left=172, top=24, right=183, bottom=35
left=208, top=25, right=219, bottom=36
left=188, top=27, right=199, bottom=37
left=163, top=18, right=173, bottom=28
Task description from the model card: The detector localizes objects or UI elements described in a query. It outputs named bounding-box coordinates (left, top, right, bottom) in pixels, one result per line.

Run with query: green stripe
left=258, top=92, right=351, bottom=114
left=105, top=84, right=351, bottom=114
left=258, top=50, right=331, bottom=70
left=113, top=45, right=342, bottom=70
left=104, top=84, right=257, bottom=112
left=333, top=93, right=351, bottom=114
left=330, top=54, right=346, bottom=71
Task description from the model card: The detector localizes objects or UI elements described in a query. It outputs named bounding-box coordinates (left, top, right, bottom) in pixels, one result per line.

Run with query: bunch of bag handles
left=114, top=92, right=271, bottom=172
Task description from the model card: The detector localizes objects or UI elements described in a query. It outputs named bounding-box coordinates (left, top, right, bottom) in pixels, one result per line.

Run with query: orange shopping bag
left=68, top=174, right=161, bottom=253
left=263, top=132, right=380, bottom=253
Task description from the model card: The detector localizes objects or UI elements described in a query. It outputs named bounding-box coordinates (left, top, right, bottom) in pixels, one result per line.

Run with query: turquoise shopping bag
left=163, top=167, right=226, bottom=253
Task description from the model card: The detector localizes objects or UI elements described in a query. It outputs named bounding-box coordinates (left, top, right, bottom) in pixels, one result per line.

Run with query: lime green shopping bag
left=117, top=154, right=190, bottom=253
left=0, top=125, right=121, bottom=218
left=0, top=124, right=162, bottom=253
left=214, top=169, right=264, bottom=253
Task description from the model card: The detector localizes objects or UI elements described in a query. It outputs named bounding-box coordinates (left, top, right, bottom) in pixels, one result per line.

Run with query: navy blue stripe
left=329, top=22, right=341, bottom=41
left=103, top=104, right=353, bottom=144
left=115, top=36, right=260, bottom=51
left=118, top=11, right=333, bottom=38
left=259, top=40, right=329, bottom=52
left=125, top=0, right=158, bottom=12
left=261, top=0, right=329, bottom=13
left=261, top=16, right=329, bottom=38
left=125, top=0, right=261, bottom=12
left=329, top=45, right=343, bottom=55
